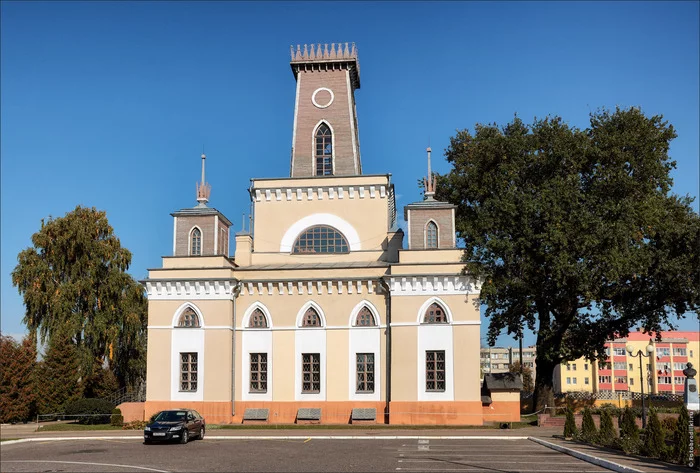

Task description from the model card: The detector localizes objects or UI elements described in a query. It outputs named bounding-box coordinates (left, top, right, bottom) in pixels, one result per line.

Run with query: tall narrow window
left=423, top=302, right=448, bottom=324
left=190, top=228, right=202, bottom=256
left=250, top=353, right=267, bottom=393
left=355, top=306, right=376, bottom=326
left=426, top=350, right=445, bottom=392
left=426, top=221, right=438, bottom=248
left=302, top=307, right=322, bottom=327
left=249, top=308, right=268, bottom=328
left=177, top=308, right=200, bottom=328
left=315, top=124, right=333, bottom=176
left=180, top=352, right=198, bottom=391
left=356, top=353, right=375, bottom=392
left=302, top=353, right=320, bottom=393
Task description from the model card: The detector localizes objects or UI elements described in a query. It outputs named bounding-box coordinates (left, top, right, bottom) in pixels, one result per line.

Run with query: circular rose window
left=312, top=88, right=334, bottom=109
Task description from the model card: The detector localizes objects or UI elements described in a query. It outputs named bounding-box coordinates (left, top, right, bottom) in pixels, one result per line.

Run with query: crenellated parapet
left=291, top=42, right=358, bottom=61
left=290, top=42, right=360, bottom=89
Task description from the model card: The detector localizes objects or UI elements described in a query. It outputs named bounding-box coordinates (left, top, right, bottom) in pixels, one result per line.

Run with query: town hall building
left=143, top=43, right=520, bottom=425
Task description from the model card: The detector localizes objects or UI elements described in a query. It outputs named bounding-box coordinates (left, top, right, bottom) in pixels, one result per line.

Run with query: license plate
left=153, top=433, right=166, bottom=436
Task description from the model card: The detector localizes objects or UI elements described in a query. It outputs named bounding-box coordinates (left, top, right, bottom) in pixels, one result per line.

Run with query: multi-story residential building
left=480, top=346, right=537, bottom=378
left=553, top=331, right=699, bottom=394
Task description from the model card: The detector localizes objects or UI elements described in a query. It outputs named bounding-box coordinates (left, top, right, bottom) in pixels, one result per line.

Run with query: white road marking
left=2, top=460, right=170, bottom=472
left=398, top=459, right=588, bottom=464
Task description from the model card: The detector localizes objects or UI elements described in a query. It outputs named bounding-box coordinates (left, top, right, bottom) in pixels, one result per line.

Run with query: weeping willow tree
left=12, top=206, right=147, bottom=393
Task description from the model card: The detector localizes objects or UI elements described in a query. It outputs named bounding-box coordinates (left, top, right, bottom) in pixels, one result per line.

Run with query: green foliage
left=661, top=416, right=678, bottom=432
left=591, top=403, right=622, bottom=418
left=578, top=407, right=598, bottom=443
left=83, top=366, right=120, bottom=399
left=122, top=420, right=147, bottom=430
left=63, top=398, right=115, bottom=424
left=508, top=361, right=534, bottom=393
left=11, top=206, right=148, bottom=390
left=597, top=409, right=616, bottom=446
left=110, top=408, right=124, bottom=427
left=672, top=405, right=691, bottom=465
left=620, top=407, right=640, bottom=443
left=0, top=335, right=37, bottom=423
left=563, top=407, right=577, bottom=438
left=34, top=330, right=81, bottom=415
left=436, top=107, right=700, bottom=410
left=642, top=408, right=666, bottom=459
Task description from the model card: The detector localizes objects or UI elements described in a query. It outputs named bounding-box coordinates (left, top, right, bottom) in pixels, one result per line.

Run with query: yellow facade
left=142, top=43, right=511, bottom=425
left=553, top=332, right=699, bottom=395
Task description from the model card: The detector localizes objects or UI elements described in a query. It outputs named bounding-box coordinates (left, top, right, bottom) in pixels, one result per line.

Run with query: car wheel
left=199, top=426, right=205, bottom=440
left=144, top=439, right=152, bottom=445
left=180, top=429, right=188, bottom=444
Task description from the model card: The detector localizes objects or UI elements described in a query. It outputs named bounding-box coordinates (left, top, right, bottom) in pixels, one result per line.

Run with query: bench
left=296, top=407, right=321, bottom=424
left=351, top=408, right=376, bottom=424
left=243, top=408, right=269, bottom=423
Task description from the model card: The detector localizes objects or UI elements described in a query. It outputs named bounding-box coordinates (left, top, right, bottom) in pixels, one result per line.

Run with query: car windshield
left=154, top=411, right=187, bottom=422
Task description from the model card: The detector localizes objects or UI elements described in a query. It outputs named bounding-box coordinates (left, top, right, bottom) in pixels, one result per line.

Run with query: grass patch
left=210, top=423, right=501, bottom=430
left=37, top=423, right=123, bottom=432
left=1, top=438, right=20, bottom=442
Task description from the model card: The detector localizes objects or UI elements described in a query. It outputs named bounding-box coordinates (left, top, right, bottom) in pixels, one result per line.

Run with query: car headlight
left=144, top=426, right=151, bottom=431
left=169, top=426, right=182, bottom=431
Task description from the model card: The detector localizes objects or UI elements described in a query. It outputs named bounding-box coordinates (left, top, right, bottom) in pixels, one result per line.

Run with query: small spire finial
left=424, top=146, right=436, bottom=200
left=196, top=152, right=211, bottom=205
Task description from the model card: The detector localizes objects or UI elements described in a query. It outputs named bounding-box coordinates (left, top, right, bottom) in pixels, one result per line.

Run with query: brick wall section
left=408, top=208, right=454, bottom=249
left=292, top=68, right=359, bottom=177
left=175, top=215, right=217, bottom=256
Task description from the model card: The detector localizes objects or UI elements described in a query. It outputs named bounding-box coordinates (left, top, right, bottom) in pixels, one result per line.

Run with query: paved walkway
left=1, top=423, right=694, bottom=472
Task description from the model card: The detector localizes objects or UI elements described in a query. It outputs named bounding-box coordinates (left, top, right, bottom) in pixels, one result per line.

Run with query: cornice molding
left=388, top=275, right=481, bottom=296
left=254, top=185, right=387, bottom=203
left=145, top=279, right=238, bottom=300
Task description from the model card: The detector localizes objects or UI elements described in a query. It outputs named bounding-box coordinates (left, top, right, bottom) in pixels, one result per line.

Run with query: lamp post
left=626, top=340, right=655, bottom=429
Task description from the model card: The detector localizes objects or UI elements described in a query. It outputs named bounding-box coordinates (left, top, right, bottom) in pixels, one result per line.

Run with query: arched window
left=426, top=221, right=438, bottom=248
left=315, top=123, right=333, bottom=176
left=302, top=307, right=322, bottom=327
left=423, top=302, right=448, bottom=324
left=177, top=307, right=200, bottom=327
left=190, top=228, right=202, bottom=256
left=355, top=306, right=376, bottom=326
left=249, top=308, right=268, bottom=328
left=292, top=225, right=349, bottom=254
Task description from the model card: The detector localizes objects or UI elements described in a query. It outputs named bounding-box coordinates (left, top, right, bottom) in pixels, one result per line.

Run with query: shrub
left=597, top=409, right=616, bottom=447
left=593, top=403, right=621, bottom=418
left=642, top=408, right=666, bottom=459
left=672, top=405, right=690, bottom=465
left=578, top=408, right=598, bottom=443
left=619, top=407, right=639, bottom=442
left=110, top=408, right=124, bottom=427
left=122, top=420, right=147, bottom=430
left=613, top=435, right=641, bottom=455
left=63, top=398, right=115, bottom=424
left=564, top=407, right=577, bottom=439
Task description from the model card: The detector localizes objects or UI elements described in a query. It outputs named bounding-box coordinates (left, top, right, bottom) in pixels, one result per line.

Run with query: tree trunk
left=532, top=357, right=556, bottom=413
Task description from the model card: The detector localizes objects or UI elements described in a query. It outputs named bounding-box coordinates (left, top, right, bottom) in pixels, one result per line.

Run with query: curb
left=529, top=437, right=643, bottom=473
left=1, top=434, right=529, bottom=446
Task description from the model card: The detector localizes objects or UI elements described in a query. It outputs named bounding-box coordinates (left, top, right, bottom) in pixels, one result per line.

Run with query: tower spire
left=423, top=147, right=436, bottom=200
left=196, top=153, right=211, bottom=206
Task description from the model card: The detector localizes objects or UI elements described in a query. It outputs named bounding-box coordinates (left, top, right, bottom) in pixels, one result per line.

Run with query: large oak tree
left=12, top=206, right=148, bottom=392
left=436, top=107, right=700, bottom=410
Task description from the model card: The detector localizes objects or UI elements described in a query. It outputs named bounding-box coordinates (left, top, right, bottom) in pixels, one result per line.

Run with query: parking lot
left=0, top=437, right=610, bottom=472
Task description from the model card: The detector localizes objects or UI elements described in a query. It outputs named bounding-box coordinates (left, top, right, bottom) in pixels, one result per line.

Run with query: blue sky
left=1, top=1, right=698, bottom=347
